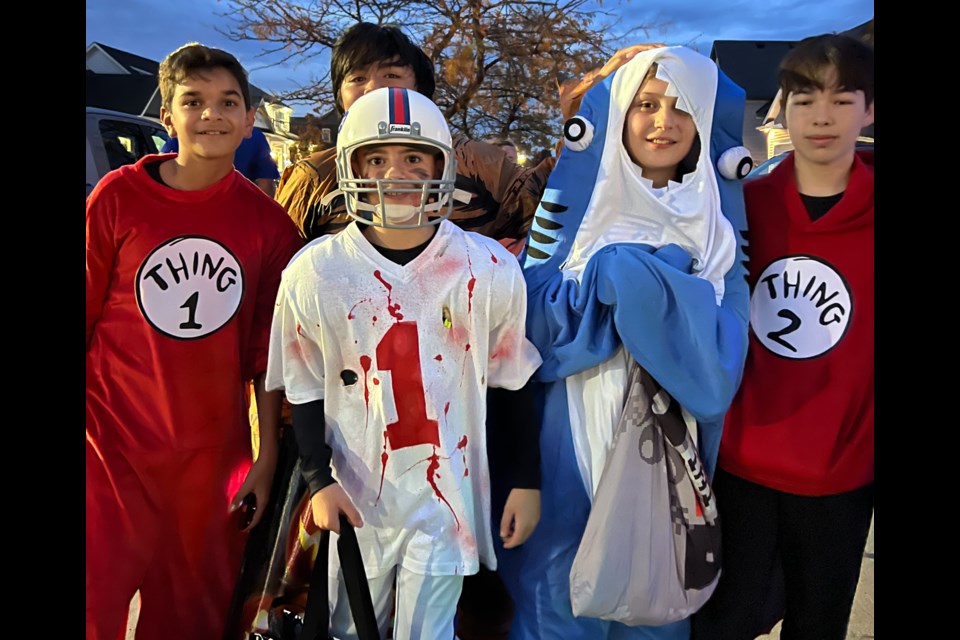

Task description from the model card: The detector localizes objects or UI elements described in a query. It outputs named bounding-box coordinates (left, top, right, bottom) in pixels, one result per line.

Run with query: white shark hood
left=562, top=46, right=738, bottom=304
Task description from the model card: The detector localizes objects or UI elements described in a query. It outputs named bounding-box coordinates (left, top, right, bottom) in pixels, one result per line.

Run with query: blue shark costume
left=496, top=47, right=752, bottom=640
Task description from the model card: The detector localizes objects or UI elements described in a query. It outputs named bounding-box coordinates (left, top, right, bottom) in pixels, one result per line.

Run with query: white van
left=86, top=107, right=169, bottom=197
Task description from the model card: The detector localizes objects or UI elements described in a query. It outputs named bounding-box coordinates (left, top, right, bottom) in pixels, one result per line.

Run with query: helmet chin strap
left=378, top=203, right=420, bottom=224
left=323, top=187, right=473, bottom=210
left=353, top=196, right=451, bottom=224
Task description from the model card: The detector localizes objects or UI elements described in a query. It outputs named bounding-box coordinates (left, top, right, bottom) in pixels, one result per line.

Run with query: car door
left=98, top=119, right=150, bottom=173
left=139, top=123, right=169, bottom=155
left=87, top=114, right=169, bottom=197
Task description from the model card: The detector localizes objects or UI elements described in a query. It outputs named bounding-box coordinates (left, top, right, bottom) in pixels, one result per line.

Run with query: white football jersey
left=267, top=220, right=542, bottom=577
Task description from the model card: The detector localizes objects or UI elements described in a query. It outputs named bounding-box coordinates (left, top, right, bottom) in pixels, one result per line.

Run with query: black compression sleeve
left=290, top=399, right=336, bottom=496
left=489, top=380, right=541, bottom=490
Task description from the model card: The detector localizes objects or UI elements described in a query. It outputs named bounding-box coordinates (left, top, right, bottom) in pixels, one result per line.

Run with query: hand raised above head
left=560, top=43, right=668, bottom=120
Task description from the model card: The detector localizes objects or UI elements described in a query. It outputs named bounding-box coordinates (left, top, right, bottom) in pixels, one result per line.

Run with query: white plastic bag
left=569, top=364, right=721, bottom=626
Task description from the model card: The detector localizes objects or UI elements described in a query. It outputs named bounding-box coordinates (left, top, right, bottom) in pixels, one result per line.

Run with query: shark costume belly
left=497, top=47, right=751, bottom=640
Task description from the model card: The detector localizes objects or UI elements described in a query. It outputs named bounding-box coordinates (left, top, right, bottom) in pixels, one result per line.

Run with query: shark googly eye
left=563, top=116, right=594, bottom=152
left=717, top=146, right=754, bottom=180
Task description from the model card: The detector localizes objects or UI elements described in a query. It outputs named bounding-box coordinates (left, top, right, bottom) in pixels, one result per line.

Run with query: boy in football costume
left=266, top=87, right=543, bottom=640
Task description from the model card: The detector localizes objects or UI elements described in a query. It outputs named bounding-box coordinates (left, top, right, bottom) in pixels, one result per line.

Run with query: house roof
left=710, top=40, right=796, bottom=100
left=86, top=71, right=162, bottom=116
left=291, top=108, right=340, bottom=130
left=844, top=19, right=874, bottom=46
left=93, top=42, right=160, bottom=75
left=87, top=42, right=281, bottom=111
left=711, top=18, right=873, bottom=102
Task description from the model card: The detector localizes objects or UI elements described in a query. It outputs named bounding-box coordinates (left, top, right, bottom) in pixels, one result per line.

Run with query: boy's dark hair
left=331, top=23, right=436, bottom=114
left=158, top=42, right=252, bottom=112
left=778, top=34, right=874, bottom=113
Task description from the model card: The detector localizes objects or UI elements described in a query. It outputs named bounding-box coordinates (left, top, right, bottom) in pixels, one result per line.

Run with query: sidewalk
left=127, top=517, right=875, bottom=639
left=758, top=515, right=874, bottom=640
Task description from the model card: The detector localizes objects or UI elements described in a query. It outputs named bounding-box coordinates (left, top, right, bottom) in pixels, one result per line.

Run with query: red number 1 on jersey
left=376, top=321, right=440, bottom=450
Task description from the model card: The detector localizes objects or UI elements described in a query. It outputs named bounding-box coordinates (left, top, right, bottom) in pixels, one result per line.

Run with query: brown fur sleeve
left=451, top=136, right=554, bottom=242
left=275, top=148, right=342, bottom=241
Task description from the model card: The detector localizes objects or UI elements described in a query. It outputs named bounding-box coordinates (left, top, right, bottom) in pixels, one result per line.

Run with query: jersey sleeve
left=486, top=248, right=543, bottom=390
left=266, top=272, right=326, bottom=404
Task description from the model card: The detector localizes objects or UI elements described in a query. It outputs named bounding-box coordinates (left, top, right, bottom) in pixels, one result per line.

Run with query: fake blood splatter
left=347, top=298, right=371, bottom=320
left=426, top=446, right=460, bottom=530
left=287, top=339, right=304, bottom=363
left=360, top=355, right=372, bottom=432
left=374, top=270, right=403, bottom=321
left=377, top=322, right=440, bottom=450
left=459, top=343, right=472, bottom=388
left=377, top=429, right=389, bottom=504
left=457, top=435, right=469, bottom=477
left=359, top=356, right=372, bottom=406
left=435, top=355, right=443, bottom=362
left=374, top=321, right=443, bottom=501
left=484, top=245, right=499, bottom=264
left=466, top=254, right=476, bottom=314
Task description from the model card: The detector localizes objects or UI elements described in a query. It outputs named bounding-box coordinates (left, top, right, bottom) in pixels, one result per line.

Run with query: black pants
left=691, top=469, right=873, bottom=640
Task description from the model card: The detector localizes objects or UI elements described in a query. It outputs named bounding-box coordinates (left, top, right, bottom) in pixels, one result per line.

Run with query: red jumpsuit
left=86, top=156, right=302, bottom=640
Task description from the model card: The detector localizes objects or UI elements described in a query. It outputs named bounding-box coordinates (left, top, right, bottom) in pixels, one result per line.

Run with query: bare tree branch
left=215, top=0, right=664, bottom=145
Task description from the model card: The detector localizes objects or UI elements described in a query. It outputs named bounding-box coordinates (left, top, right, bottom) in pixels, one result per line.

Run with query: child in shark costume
left=497, top=46, right=752, bottom=640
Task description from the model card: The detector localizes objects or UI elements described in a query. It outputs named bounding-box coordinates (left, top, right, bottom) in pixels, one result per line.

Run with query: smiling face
left=784, top=67, right=874, bottom=172
left=160, top=67, right=254, bottom=165
left=622, top=71, right=697, bottom=188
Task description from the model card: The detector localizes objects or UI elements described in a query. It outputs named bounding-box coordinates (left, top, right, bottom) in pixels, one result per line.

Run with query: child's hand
left=229, top=453, right=277, bottom=532
left=310, top=483, right=363, bottom=533
left=500, top=488, right=541, bottom=549
left=559, top=43, right=667, bottom=120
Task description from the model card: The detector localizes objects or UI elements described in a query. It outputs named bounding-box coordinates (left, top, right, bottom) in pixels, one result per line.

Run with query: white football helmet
left=336, top=87, right=457, bottom=228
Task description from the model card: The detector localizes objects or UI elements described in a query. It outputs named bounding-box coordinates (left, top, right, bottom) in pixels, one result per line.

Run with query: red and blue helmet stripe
left=388, top=87, right=412, bottom=126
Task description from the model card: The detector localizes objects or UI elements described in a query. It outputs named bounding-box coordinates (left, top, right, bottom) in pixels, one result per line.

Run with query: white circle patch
left=136, top=236, right=245, bottom=340
left=750, top=255, right=852, bottom=359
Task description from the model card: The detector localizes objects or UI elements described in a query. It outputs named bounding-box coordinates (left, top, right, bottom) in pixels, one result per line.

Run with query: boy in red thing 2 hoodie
left=692, top=34, right=874, bottom=640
